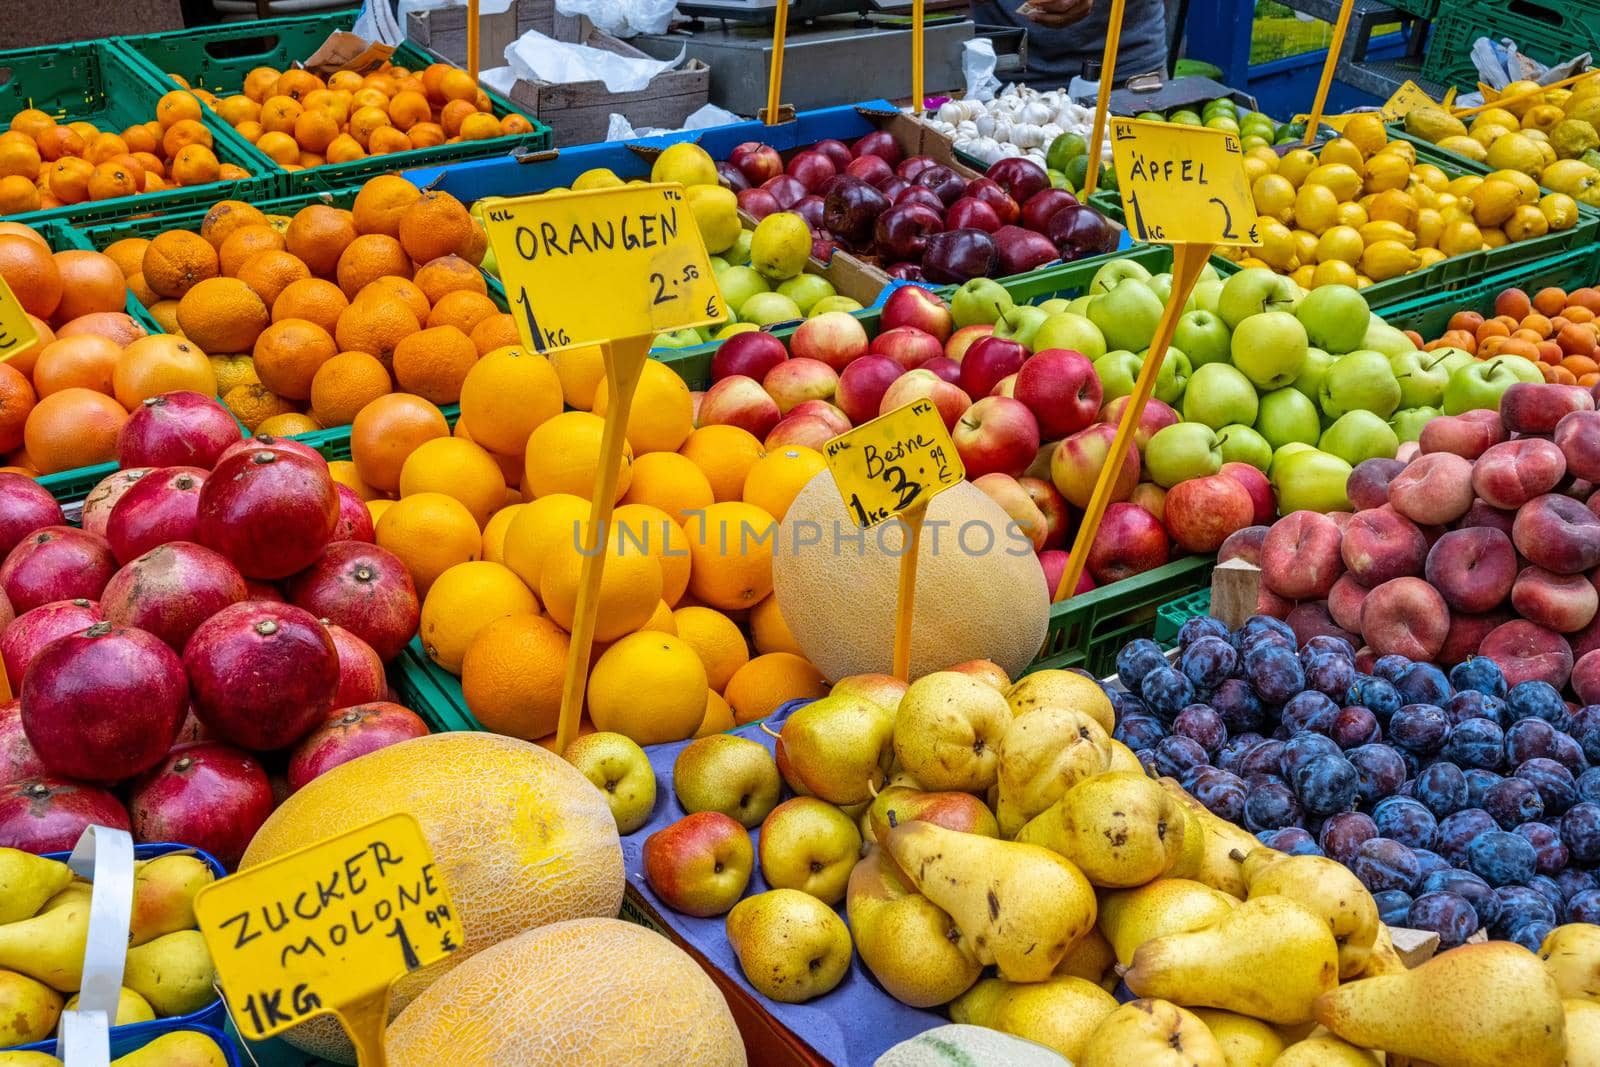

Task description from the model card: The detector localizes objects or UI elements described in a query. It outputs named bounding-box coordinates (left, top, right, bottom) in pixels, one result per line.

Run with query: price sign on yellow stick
left=1304, top=0, right=1356, bottom=143
left=824, top=400, right=964, bottom=679
left=483, top=183, right=725, bottom=753
left=0, top=274, right=39, bottom=366
left=1081, top=0, right=1128, bottom=200
left=1055, top=122, right=1258, bottom=603
left=194, top=814, right=462, bottom=1065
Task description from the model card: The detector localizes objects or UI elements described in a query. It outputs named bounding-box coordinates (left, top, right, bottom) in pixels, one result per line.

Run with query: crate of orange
left=115, top=12, right=550, bottom=193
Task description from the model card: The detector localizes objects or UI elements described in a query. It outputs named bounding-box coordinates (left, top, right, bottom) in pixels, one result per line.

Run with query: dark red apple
left=913, top=164, right=968, bottom=206
left=897, top=155, right=937, bottom=181
left=946, top=197, right=1004, bottom=233
left=1020, top=188, right=1080, bottom=233
left=893, top=185, right=946, bottom=214
left=813, top=138, right=853, bottom=170
left=737, top=187, right=782, bottom=220
left=786, top=149, right=838, bottom=193
left=1049, top=205, right=1118, bottom=260
left=965, top=177, right=1021, bottom=225
left=716, top=161, right=750, bottom=193
left=959, top=336, right=1027, bottom=399
left=823, top=176, right=890, bottom=245
left=922, top=229, right=998, bottom=284
left=992, top=225, right=1059, bottom=276
left=986, top=157, right=1051, bottom=205
left=845, top=154, right=895, bottom=187
left=878, top=176, right=911, bottom=201
left=886, top=263, right=924, bottom=281
left=874, top=201, right=944, bottom=261
left=919, top=355, right=963, bottom=385
left=853, top=130, right=904, bottom=167
left=760, top=174, right=808, bottom=209
left=792, top=195, right=826, bottom=230
left=880, top=285, right=954, bottom=341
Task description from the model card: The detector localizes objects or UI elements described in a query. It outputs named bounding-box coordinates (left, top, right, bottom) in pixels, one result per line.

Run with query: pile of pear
left=714, top=668, right=1600, bottom=1067
left=0, top=848, right=219, bottom=1050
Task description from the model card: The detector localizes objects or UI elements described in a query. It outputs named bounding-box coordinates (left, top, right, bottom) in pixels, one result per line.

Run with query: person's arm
left=1019, top=0, right=1094, bottom=28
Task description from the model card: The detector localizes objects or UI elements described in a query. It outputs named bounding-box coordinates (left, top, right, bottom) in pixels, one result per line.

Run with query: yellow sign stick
left=1453, top=69, right=1591, bottom=118
left=912, top=0, right=926, bottom=116
left=194, top=814, right=462, bottom=1065
left=466, top=0, right=480, bottom=81
left=767, top=0, right=790, bottom=124
left=1109, top=119, right=1258, bottom=246
left=1082, top=0, right=1127, bottom=201
left=1303, top=0, right=1356, bottom=143
left=0, top=275, right=40, bottom=366
left=823, top=400, right=963, bottom=678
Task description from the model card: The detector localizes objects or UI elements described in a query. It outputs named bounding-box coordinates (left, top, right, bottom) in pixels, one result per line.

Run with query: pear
left=726, top=888, right=852, bottom=1003
left=864, top=786, right=998, bottom=847
left=1157, top=777, right=1261, bottom=897
left=1103, top=739, right=1146, bottom=776
left=63, top=986, right=155, bottom=1026
left=129, top=854, right=214, bottom=948
left=978, top=976, right=1120, bottom=1061
left=846, top=846, right=981, bottom=1007
left=1271, top=1036, right=1378, bottom=1065
left=1015, top=773, right=1187, bottom=888
left=1242, top=851, right=1378, bottom=979
left=1357, top=924, right=1409, bottom=978
left=775, top=694, right=894, bottom=805
left=0, top=1053, right=62, bottom=1066
left=1054, top=925, right=1117, bottom=986
left=949, top=976, right=1011, bottom=1025
left=1126, top=895, right=1338, bottom=1024
left=995, top=706, right=1114, bottom=836
left=885, top=820, right=1096, bottom=982
left=1005, top=669, right=1115, bottom=733
left=1079, top=998, right=1227, bottom=1067
left=0, top=970, right=62, bottom=1046
left=1098, top=878, right=1237, bottom=966
left=1539, top=923, right=1600, bottom=1002
left=893, top=672, right=1011, bottom=793
left=1313, top=942, right=1566, bottom=1067
left=0, top=891, right=88, bottom=992
left=110, top=1030, right=228, bottom=1067
left=1191, top=1009, right=1286, bottom=1066
left=1565, top=999, right=1600, bottom=1067
left=0, top=849, right=73, bottom=924
left=122, top=931, right=216, bottom=1017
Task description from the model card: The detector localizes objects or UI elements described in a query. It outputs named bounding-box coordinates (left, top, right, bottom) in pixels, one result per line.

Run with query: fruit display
left=926, top=86, right=1104, bottom=178
left=10, top=1029, right=234, bottom=1067
left=1128, top=97, right=1285, bottom=148
left=1424, top=281, right=1600, bottom=387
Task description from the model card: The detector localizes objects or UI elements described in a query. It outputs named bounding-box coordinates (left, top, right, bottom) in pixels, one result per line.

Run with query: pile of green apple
left=1130, top=97, right=1284, bottom=149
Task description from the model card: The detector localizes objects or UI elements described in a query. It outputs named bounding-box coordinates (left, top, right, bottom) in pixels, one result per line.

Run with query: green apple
left=1218, top=267, right=1301, bottom=329
left=1089, top=279, right=1164, bottom=352
left=709, top=255, right=730, bottom=273
left=1320, top=410, right=1399, bottom=466
left=652, top=328, right=706, bottom=349
left=479, top=243, right=499, bottom=278
left=1145, top=423, right=1223, bottom=487
left=1389, top=349, right=1454, bottom=409
left=719, top=265, right=771, bottom=316
left=1088, top=258, right=1153, bottom=296
left=1271, top=447, right=1353, bottom=513
left=1320, top=350, right=1401, bottom=418
left=993, top=305, right=1050, bottom=350
left=1270, top=441, right=1316, bottom=477
left=1174, top=309, right=1232, bottom=367
left=726, top=229, right=754, bottom=266
left=1033, top=312, right=1107, bottom=360
left=1231, top=311, right=1308, bottom=390
left=1146, top=347, right=1190, bottom=405
left=1291, top=347, right=1334, bottom=403
left=1199, top=263, right=1220, bottom=285
left=1066, top=294, right=1094, bottom=316
left=740, top=291, right=804, bottom=325
left=1191, top=278, right=1224, bottom=314
left=1443, top=356, right=1543, bottom=414
left=1434, top=346, right=1477, bottom=377
left=1183, top=362, right=1259, bottom=429
left=951, top=277, right=1015, bottom=327
left=1147, top=272, right=1174, bottom=306
left=1294, top=284, right=1370, bottom=354
left=1390, top=404, right=1441, bottom=442
left=1360, top=316, right=1418, bottom=358
left=1093, top=350, right=1141, bottom=401
left=1037, top=298, right=1073, bottom=315
left=777, top=273, right=836, bottom=315
left=1217, top=424, right=1274, bottom=470
left=1255, top=387, right=1322, bottom=449
left=810, top=295, right=862, bottom=316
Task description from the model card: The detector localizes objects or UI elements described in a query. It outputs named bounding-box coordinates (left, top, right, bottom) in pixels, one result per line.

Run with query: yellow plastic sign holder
left=1081, top=0, right=1127, bottom=200
left=0, top=274, right=40, bottom=367
left=466, top=0, right=480, bottom=80
left=481, top=183, right=726, bottom=752
left=766, top=0, right=790, bottom=124
left=823, top=399, right=964, bottom=678
left=1303, top=0, right=1356, bottom=144
left=912, top=0, right=925, bottom=115
left=194, top=813, right=463, bottom=1066
left=1452, top=70, right=1587, bottom=118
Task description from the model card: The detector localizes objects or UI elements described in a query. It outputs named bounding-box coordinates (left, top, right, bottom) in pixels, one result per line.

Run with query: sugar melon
left=385, top=917, right=745, bottom=1066
left=772, top=474, right=1050, bottom=680
left=873, top=1024, right=1071, bottom=1066
left=240, top=733, right=624, bottom=1063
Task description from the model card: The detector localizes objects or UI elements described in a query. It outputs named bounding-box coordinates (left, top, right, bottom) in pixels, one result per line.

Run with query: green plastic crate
left=1381, top=242, right=1600, bottom=337
left=1030, top=555, right=1215, bottom=677
left=1422, top=0, right=1600, bottom=92
left=392, top=639, right=484, bottom=733
left=0, top=39, right=282, bottom=228
left=115, top=13, right=552, bottom=192
left=1154, top=588, right=1213, bottom=648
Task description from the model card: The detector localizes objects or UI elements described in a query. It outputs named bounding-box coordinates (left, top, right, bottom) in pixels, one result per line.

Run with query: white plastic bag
left=555, top=0, right=677, bottom=39
left=962, top=38, right=1001, bottom=103
left=606, top=102, right=742, bottom=140
left=505, top=30, right=683, bottom=92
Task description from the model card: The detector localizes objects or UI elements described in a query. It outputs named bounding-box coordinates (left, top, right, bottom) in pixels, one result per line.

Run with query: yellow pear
left=1103, top=739, right=1145, bottom=775
left=0, top=970, right=62, bottom=1046
left=982, top=975, right=1120, bottom=1060
left=1313, top=942, right=1566, bottom=1067
left=1054, top=925, right=1117, bottom=985
left=122, top=931, right=216, bottom=1017
left=1015, top=773, right=1187, bottom=888
left=1242, top=851, right=1378, bottom=979
left=949, top=976, right=1011, bottom=1025
left=1126, top=895, right=1338, bottom=1024
left=995, top=706, right=1114, bottom=836
left=1005, top=669, right=1114, bottom=732
left=1080, top=998, right=1227, bottom=1067
left=1565, top=999, right=1600, bottom=1067
left=1271, top=1036, right=1377, bottom=1065
left=846, top=847, right=981, bottom=1008
left=0, top=850, right=73, bottom=924
left=1357, top=924, right=1408, bottom=977
left=0, top=892, right=88, bottom=992
left=0, top=1053, right=62, bottom=1066
left=63, top=986, right=155, bottom=1026
left=110, top=1030, right=228, bottom=1067
left=1156, top=777, right=1260, bottom=897
left=1099, top=878, right=1238, bottom=966
left=1191, top=1009, right=1286, bottom=1067
left=884, top=820, right=1096, bottom=982
left=726, top=889, right=852, bottom=1003
left=1540, top=923, right=1600, bottom=1002
left=129, top=855, right=214, bottom=947
left=893, top=672, right=1011, bottom=793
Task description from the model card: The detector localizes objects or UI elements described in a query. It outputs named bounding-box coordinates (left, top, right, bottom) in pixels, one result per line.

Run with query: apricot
left=1534, top=287, right=1569, bottom=317
left=1449, top=310, right=1485, bottom=333
left=1496, top=287, right=1532, bottom=319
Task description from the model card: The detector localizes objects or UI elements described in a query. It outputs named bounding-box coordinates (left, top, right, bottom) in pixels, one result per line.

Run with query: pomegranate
left=286, top=543, right=419, bottom=660
left=0, top=777, right=130, bottom=852
left=184, top=602, right=338, bottom=750
left=287, top=703, right=429, bottom=790
left=216, top=433, right=326, bottom=469
left=333, top=483, right=374, bottom=542
left=244, top=579, right=285, bottom=603
left=105, top=466, right=208, bottom=565
left=128, top=742, right=274, bottom=868
left=0, top=474, right=64, bottom=559
left=101, top=542, right=247, bottom=651
left=22, top=623, right=187, bottom=783
left=1, top=599, right=103, bottom=686
left=325, top=622, right=386, bottom=707
left=197, top=449, right=337, bottom=579
left=0, top=587, right=14, bottom=634
left=0, top=700, right=47, bottom=783
left=117, top=391, right=241, bottom=470
left=80, top=467, right=151, bottom=538
left=0, top=527, right=116, bottom=613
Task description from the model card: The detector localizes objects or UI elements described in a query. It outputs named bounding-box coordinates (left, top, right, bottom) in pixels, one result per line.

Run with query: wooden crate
left=406, top=0, right=582, bottom=59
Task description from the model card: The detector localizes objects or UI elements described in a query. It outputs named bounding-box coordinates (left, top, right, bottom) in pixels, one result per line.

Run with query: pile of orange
left=176, top=60, right=534, bottom=171
left=0, top=93, right=252, bottom=217
left=1426, top=285, right=1600, bottom=386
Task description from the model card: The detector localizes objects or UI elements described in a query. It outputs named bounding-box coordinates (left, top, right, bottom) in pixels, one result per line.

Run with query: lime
left=1205, top=116, right=1241, bottom=132
left=1046, top=131, right=1088, bottom=173
left=1137, top=111, right=1165, bottom=122
left=1170, top=110, right=1203, bottom=126
left=1062, top=154, right=1090, bottom=191
left=1047, top=168, right=1070, bottom=190
left=1099, top=163, right=1119, bottom=192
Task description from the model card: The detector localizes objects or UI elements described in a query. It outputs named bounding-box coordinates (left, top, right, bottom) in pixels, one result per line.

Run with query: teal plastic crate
left=1031, top=555, right=1216, bottom=678
left=114, top=13, right=551, bottom=192
left=0, top=39, right=282, bottom=227
left=1381, top=242, right=1600, bottom=337
left=1154, top=587, right=1213, bottom=647
left=1422, top=0, right=1600, bottom=92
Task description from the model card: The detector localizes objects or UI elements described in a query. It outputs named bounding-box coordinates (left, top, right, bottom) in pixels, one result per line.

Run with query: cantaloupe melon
left=772, top=474, right=1050, bottom=680
left=240, top=733, right=624, bottom=1063
left=873, top=1024, right=1071, bottom=1066
left=385, top=917, right=746, bottom=1066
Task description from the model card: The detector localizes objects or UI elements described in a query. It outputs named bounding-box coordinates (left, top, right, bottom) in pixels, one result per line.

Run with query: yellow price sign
left=0, top=275, right=39, bottom=365
left=1110, top=119, right=1260, bottom=248
left=482, top=183, right=727, bottom=352
left=1382, top=79, right=1441, bottom=119
left=823, top=399, right=963, bottom=529
left=194, top=813, right=461, bottom=1054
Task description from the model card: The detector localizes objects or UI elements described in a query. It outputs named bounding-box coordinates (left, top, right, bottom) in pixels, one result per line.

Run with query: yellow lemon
left=1289, top=263, right=1316, bottom=289
left=1471, top=123, right=1515, bottom=149
left=650, top=142, right=718, bottom=188
left=1293, top=181, right=1342, bottom=234
left=1416, top=247, right=1447, bottom=267
left=1413, top=163, right=1450, bottom=191
left=1360, top=240, right=1420, bottom=281
left=1541, top=160, right=1599, bottom=197
left=1318, top=137, right=1366, bottom=169
left=572, top=167, right=624, bottom=190
left=1363, top=150, right=1411, bottom=192
left=1471, top=107, right=1520, bottom=132
left=1291, top=229, right=1318, bottom=265
left=1311, top=259, right=1359, bottom=288
left=1540, top=192, right=1581, bottom=230
left=1522, top=104, right=1565, bottom=133
left=1485, top=131, right=1547, bottom=175
left=1242, top=156, right=1272, bottom=186
left=1255, top=219, right=1300, bottom=270
left=1487, top=169, right=1541, bottom=205
left=1335, top=201, right=1369, bottom=228
left=1496, top=80, right=1544, bottom=118
left=420, top=560, right=539, bottom=675
left=1438, top=218, right=1486, bottom=256
left=1252, top=173, right=1297, bottom=223
left=1447, top=174, right=1484, bottom=198
left=1277, top=148, right=1319, bottom=187
left=1303, top=163, right=1363, bottom=203
left=1314, top=225, right=1364, bottom=265
left=1504, top=204, right=1550, bottom=242
left=684, top=184, right=740, bottom=255
left=1414, top=207, right=1444, bottom=249
left=1343, top=114, right=1390, bottom=158
left=1438, top=135, right=1488, bottom=162
left=1481, top=226, right=1509, bottom=248
left=1358, top=220, right=1417, bottom=249
left=1246, top=145, right=1281, bottom=171
left=1471, top=179, right=1523, bottom=227
left=1368, top=189, right=1419, bottom=229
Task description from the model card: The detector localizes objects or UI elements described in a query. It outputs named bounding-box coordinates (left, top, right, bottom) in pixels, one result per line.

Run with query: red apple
left=789, top=399, right=851, bottom=435
left=790, top=311, right=869, bottom=371
left=711, top=330, right=788, bottom=382
left=1087, top=501, right=1171, bottom=583
left=698, top=375, right=781, bottom=439
left=730, top=141, right=783, bottom=184
left=953, top=396, right=1042, bottom=479
left=836, top=354, right=903, bottom=425
left=959, top=336, right=1027, bottom=400
left=1099, top=395, right=1180, bottom=451
left=845, top=153, right=895, bottom=187
left=946, top=324, right=994, bottom=362
left=965, top=177, right=1021, bottom=224
left=992, top=373, right=1018, bottom=397
left=1020, top=188, right=1079, bottom=233
left=946, top=197, right=1004, bottom=233
left=921, top=355, right=963, bottom=385
left=1164, top=473, right=1256, bottom=553
left=879, top=369, right=972, bottom=430
left=737, top=187, right=782, bottom=220
left=1015, top=349, right=1101, bottom=439
left=1220, top=461, right=1276, bottom=525
left=1019, top=476, right=1068, bottom=548
left=986, top=158, right=1051, bottom=207
left=853, top=130, right=904, bottom=167
left=765, top=413, right=837, bottom=451
left=870, top=326, right=945, bottom=372
left=971, top=473, right=1048, bottom=551
left=786, top=149, right=838, bottom=193
left=814, top=138, right=853, bottom=170
left=1130, top=481, right=1167, bottom=522
left=1052, top=423, right=1139, bottom=508
left=761, top=174, right=808, bottom=209
left=881, top=285, right=954, bottom=342
left=762, top=357, right=838, bottom=414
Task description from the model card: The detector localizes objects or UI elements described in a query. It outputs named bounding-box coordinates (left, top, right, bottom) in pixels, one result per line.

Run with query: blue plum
left=1373, top=796, right=1438, bottom=851
left=1467, top=830, right=1538, bottom=886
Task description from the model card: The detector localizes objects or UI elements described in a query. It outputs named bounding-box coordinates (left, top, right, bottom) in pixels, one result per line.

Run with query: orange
left=420, top=64, right=452, bottom=104
left=524, top=411, right=633, bottom=502
left=325, top=134, right=366, bottom=164
left=156, top=90, right=203, bottom=130
left=749, top=594, right=803, bottom=656
left=621, top=452, right=715, bottom=524
left=292, top=109, right=339, bottom=154
left=8, top=109, right=54, bottom=142
left=310, top=350, right=392, bottom=427
left=539, top=532, right=662, bottom=642
left=0, top=363, right=36, bottom=453
left=591, top=359, right=693, bottom=454
left=55, top=312, right=143, bottom=348
left=351, top=392, right=449, bottom=493
left=367, top=127, right=413, bottom=155
left=386, top=91, right=431, bottom=132
left=274, top=69, right=322, bottom=103
left=34, top=126, right=85, bottom=163
left=587, top=632, right=708, bottom=745
left=0, top=235, right=63, bottom=319
left=500, top=113, right=535, bottom=136
left=271, top=277, right=347, bottom=332
left=222, top=384, right=296, bottom=431
left=412, top=254, right=486, bottom=304
left=142, top=230, right=219, bottom=299
left=408, top=123, right=445, bottom=149
left=460, top=221, right=487, bottom=266
left=254, top=412, right=319, bottom=436
left=217, top=224, right=285, bottom=276
left=469, top=313, right=519, bottom=355
left=425, top=289, right=497, bottom=334
left=255, top=132, right=299, bottom=166
left=459, top=613, right=568, bottom=741
left=392, top=324, right=478, bottom=405
left=357, top=275, right=429, bottom=322
left=243, top=67, right=280, bottom=103
left=121, top=124, right=158, bottom=155
left=253, top=317, right=337, bottom=399
left=679, top=425, right=765, bottom=503
left=349, top=106, right=393, bottom=149
left=397, top=191, right=474, bottom=263
left=114, top=335, right=216, bottom=408
left=285, top=204, right=358, bottom=277
left=52, top=250, right=127, bottom=322
left=297, top=152, right=325, bottom=169
left=375, top=490, right=481, bottom=595
left=130, top=152, right=164, bottom=179
left=175, top=275, right=270, bottom=354
left=24, top=387, right=124, bottom=473
left=85, top=161, right=138, bottom=201
left=458, top=345, right=562, bottom=455
left=351, top=88, right=389, bottom=112
left=101, top=237, right=150, bottom=281
left=327, top=70, right=364, bottom=93
left=209, top=353, right=258, bottom=395
left=335, top=294, right=420, bottom=368
left=47, top=157, right=93, bottom=205
left=160, top=119, right=211, bottom=159
left=126, top=272, right=159, bottom=308
left=215, top=95, right=260, bottom=127
left=334, top=233, right=412, bottom=297
left=438, top=69, right=479, bottom=103
left=722, top=653, right=828, bottom=724
left=671, top=606, right=750, bottom=691
left=500, top=492, right=588, bottom=594
left=458, top=113, right=501, bottom=142
left=399, top=436, right=507, bottom=528
left=351, top=174, right=421, bottom=238
left=0, top=139, right=42, bottom=181
left=685, top=501, right=775, bottom=610
left=419, top=560, right=536, bottom=674
left=0, top=176, right=40, bottom=215
left=171, top=143, right=222, bottom=187
left=742, top=445, right=826, bottom=521
left=234, top=249, right=311, bottom=308
left=0, top=223, right=47, bottom=247
left=259, top=95, right=304, bottom=136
